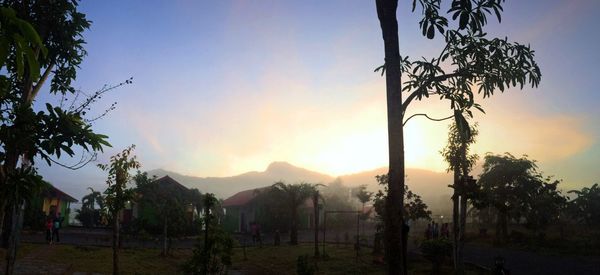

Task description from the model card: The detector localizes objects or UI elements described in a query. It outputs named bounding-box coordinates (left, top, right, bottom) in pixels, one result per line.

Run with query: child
left=45, top=217, right=53, bottom=244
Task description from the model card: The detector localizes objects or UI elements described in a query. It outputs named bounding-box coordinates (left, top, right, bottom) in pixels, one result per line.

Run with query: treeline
left=467, top=153, right=599, bottom=242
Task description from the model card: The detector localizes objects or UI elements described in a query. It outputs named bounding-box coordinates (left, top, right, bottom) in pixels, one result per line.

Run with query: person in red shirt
left=45, top=217, right=53, bottom=244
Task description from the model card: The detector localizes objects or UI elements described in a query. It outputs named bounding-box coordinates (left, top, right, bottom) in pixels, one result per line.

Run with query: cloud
left=476, top=108, right=593, bottom=162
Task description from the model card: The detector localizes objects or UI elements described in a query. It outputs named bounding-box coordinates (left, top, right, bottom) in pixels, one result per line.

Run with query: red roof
left=43, top=184, right=78, bottom=202
left=222, top=187, right=317, bottom=208
left=222, top=187, right=269, bottom=207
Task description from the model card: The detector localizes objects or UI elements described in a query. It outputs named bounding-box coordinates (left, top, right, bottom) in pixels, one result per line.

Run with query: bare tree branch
left=403, top=113, right=454, bottom=126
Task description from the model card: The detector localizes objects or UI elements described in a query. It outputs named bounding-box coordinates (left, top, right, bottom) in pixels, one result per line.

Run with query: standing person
left=256, top=223, right=262, bottom=248
left=443, top=223, right=450, bottom=238
left=45, top=217, right=53, bottom=244
left=52, top=213, right=64, bottom=243
left=425, top=223, right=432, bottom=240
left=250, top=222, right=257, bottom=245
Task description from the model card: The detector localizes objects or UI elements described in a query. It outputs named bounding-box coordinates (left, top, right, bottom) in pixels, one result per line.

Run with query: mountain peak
left=266, top=161, right=295, bottom=172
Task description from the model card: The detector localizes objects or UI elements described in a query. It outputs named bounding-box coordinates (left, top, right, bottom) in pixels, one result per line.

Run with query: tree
left=568, top=183, right=600, bottom=228
left=0, top=2, right=126, bottom=273
left=355, top=185, right=373, bottom=213
left=270, top=182, right=318, bottom=245
left=76, top=187, right=105, bottom=227
left=472, top=153, right=535, bottom=242
left=183, top=193, right=233, bottom=275
left=133, top=172, right=196, bottom=256
left=440, top=122, right=478, bottom=272
left=98, top=145, right=140, bottom=275
left=355, top=185, right=373, bottom=239
left=521, top=176, right=565, bottom=236
left=373, top=1, right=541, bottom=273
left=310, top=186, right=326, bottom=258
left=374, top=174, right=432, bottom=223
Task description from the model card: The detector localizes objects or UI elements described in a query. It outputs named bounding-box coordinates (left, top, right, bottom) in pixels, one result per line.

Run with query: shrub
left=296, top=254, right=315, bottom=275
left=420, top=239, right=452, bottom=274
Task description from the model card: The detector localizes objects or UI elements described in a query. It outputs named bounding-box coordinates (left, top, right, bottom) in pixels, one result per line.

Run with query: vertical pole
left=322, top=212, right=327, bottom=256
left=356, top=212, right=360, bottom=259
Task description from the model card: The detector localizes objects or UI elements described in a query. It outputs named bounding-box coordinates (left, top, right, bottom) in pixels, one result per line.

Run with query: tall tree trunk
left=458, top=193, right=467, bottom=274
left=314, top=193, right=320, bottom=257
left=291, top=207, right=298, bottom=245
left=457, top=141, right=468, bottom=274
left=112, top=213, right=120, bottom=275
left=4, top=202, right=24, bottom=275
left=496, top=209, right=507, bottom=243
left=502, top=212, right=508, bottom=241
left=162, top=216, right=168, bottom=256
left=452, top=170, right=460, bottom=270
left=376, top=0, right=406, bottom=274
left=0, top=201, right=6, bottom=246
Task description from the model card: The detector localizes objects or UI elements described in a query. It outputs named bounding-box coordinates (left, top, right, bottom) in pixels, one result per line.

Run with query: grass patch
left=4, top=243, right=190, bottom=274
left=229, top=244, right=465, bottom=275
left=0, top=242, right=38, bottom=260
left=53, top=245, right=191, bottom=274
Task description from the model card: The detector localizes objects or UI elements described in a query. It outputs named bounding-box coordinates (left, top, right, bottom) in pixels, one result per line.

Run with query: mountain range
left=148, top=161, right=454, bottom=214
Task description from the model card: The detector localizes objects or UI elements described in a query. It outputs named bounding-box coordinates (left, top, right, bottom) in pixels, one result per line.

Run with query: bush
left=296, top=254, right=315, bottom=275
left=420, top=239, right=452, bottom=274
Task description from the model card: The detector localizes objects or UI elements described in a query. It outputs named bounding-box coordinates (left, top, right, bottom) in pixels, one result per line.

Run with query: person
left=250, top=222, right=258, bottom=244
left=52, top=212, right=64, bottom=243
left=274, top=229, right=281, bottom=246
left=256, top=223, right=262, bottom=248
left=442, top=223, right=450, bottom=238
left=45, top=217, right=53, bottom=244
left=425, top=223, right=432, bottom=240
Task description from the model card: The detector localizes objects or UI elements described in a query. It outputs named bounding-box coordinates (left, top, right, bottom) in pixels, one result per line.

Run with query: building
left=41, top=184, right=78, bottom=225
left=125, top=175, right=197, bottom=225
left=222, top=187, right=320, bottom=233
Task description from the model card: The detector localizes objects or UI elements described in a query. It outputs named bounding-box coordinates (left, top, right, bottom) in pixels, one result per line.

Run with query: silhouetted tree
left=521, top=177, right=566, bottom=236
left=441, top=122, right=478, bottom=271
left=374, top=174, right=432, bottom=223
left=473, top=153, right=535, bottom=242
left=0, top=2, right=127, bottom=273
left=311, top=188, right=324, bottom=257
left=76, top=188, right=105, bottom=227
left=355, top=185, right=374, bottom=213
left=184, top=193, right=233, bottom=275
left=270, top=182, right=318, bottom=245
left=567, top=183, right=600, bottom=228
left=374, top=1, right=541, bottom=272
left=134, top=172, right=197, bottom=256
left=98, top=145, right=140, bottom=275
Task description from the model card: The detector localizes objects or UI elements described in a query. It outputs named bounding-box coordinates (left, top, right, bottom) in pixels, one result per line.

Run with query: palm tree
left=77, top=187, right=106, bottom=227
left=81, top=188, right=104, bottom=211
left=270, top=182, right=318, bottom=245
left=355, top=185, right=373, bottom=237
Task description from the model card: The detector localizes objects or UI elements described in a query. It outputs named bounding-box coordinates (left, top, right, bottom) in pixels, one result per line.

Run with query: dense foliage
left=473, top=153, right=566, bottom=240
left=183, top=193, right=233, bottom=275
left=133, top=171, right=202, bottom=255
left=76, top=188, right=105, bottom=228
left=373, top=174, right=432, bottom=223
left=98, top=145, right=140, bottom=275
left=269, top=182, right=319, bottom=245
left=567, top=183, right=600, bottom=228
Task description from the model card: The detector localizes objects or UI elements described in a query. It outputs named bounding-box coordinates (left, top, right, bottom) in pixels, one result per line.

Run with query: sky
left=36, top=0, right=600, bottom=199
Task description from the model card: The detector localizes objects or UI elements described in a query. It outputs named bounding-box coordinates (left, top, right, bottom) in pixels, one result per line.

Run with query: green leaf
left=427, top=25, right=435, bottom=39
left=16, top=20, right=43, bottom=47
left=23, top=44, right=41, bottom=80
